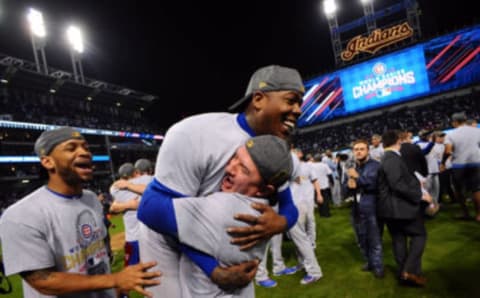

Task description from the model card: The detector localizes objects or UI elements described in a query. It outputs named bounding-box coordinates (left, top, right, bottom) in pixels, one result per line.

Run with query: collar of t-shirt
left=46, top=186, right=83, bottom=199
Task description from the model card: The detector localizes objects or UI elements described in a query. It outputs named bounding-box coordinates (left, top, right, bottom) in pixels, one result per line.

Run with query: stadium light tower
left=27, top=8, right=49, bottom=75
left=66, top=25, right=85, bottom=84
left=323, top=0, right=342, bottom=66
left=360, top=0, right=376, bottom=34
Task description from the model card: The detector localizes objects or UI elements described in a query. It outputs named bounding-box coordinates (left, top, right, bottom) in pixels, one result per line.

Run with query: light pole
left=27, top=8, right=48, bottom=75
left=360, top=0, right=376, bottom=34
left=323, top=0, right=342, bottom=66
left=66, top=25, right=85, bottom=84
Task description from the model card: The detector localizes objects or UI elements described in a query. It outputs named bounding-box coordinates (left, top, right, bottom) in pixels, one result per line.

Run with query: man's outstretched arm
left=21, top=262, right=160, bottom=297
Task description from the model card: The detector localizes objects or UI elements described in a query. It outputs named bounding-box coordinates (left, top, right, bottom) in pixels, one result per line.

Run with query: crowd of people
left=294, top=92, right=480, bottom=154
left=0, top=86, right=161, bottom=134
left=0, top=64, right=478, bottom=298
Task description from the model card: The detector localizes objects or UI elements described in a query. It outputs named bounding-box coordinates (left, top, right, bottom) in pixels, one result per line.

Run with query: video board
left=299, top=25, right=480, bottom=127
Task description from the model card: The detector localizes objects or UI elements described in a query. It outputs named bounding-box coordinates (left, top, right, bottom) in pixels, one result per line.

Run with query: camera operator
left=344, top=139, right=384, bottom=278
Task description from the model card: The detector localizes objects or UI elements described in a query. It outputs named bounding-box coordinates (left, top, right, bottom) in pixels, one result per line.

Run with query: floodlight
left=323, top=0, right=337, bottom=16
left=27, top=8, right=46, bottom=38
left=360, top=0, right=373, bottom=4
left=67, top=25, right=84, bottom=53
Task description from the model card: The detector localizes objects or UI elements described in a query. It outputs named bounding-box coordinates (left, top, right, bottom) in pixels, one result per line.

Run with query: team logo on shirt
left=76, top=210, right=101, bottom=248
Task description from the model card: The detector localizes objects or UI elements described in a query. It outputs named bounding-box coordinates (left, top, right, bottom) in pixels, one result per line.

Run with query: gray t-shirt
left=444, top=125, right=480, bottom=166
left=0, top=186, right=114, bottom=298
left=174, top=192, right=268, bottom=298
left=174, top=192, right=268, bottom=264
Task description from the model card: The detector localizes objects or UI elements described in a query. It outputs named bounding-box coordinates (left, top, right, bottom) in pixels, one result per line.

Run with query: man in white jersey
left=110, top=159, right=154, bottom=276
left=110, top=163, right=138, bottom=267
left=286, top=148, right=323, bottom=284
left=0, top=127, right=160, bottom=298
left=111, top=158, right=154, bottom=198
left=137, top=65, right=304, bottom=296
left=416, top=130, right=440, bottom=216
left=294, top=149, right=322, bottom=247
left=369, top=134, right=384, bottom=162
left=255, top=148, right=319, bottom=288
left=312, top=154, right=333, bottom=217
left=442, top=112, right=480, bottom=221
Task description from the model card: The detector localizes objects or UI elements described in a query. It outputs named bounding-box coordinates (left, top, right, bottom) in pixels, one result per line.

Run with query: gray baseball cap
left=451, top=112, right=467, bottom=122
left=34, top=127, right=85, bottom=157
left=118, top=163, right=135, bottom=178
left=228, top=65, right=305, bottom=111
left=134, top=158, right=153, bottom=173
left=245, top=135, right=293, bottom=187
left=418, top=129, right=432, bottom=138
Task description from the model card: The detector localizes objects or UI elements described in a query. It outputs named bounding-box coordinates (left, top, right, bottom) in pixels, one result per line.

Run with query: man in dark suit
left=377, top=130, right=432, bottom=287
left=398, top=130, right=429, bottom=178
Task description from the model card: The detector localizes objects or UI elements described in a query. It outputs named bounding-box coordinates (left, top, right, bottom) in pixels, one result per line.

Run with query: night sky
left=0, top=0, right=477, bottom=130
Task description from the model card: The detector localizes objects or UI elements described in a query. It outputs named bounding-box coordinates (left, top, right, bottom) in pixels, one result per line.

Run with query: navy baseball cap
left=228, top=65, right=305, bottom=112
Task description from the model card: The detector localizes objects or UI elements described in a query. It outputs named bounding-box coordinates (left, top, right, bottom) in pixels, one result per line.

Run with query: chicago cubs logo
left=76, top=209, right=100, bottom=247
left=372, top=62, right=386, bottom=76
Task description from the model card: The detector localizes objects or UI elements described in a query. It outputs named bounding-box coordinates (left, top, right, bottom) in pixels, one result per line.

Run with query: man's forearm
left=110, top=199, right=139, bottom=213
left=125, top=183, right=147, bottom=195
left=210, top=260, right=258, bottom=291
left=21, top=269, right=115, bottom=296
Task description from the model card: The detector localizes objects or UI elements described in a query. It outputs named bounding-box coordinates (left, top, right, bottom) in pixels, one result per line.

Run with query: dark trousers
left=439, top=169, right=455, bottom=203
left=318, top=188, right=332, bottom=217
left=352, top=208, right=383, bottom=272
left=385, top=214, right=426, bottom=276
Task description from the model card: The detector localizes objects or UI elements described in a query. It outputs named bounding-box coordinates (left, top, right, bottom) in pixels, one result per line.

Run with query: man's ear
left=256, top=184, right=275, bottom=198
left=251, top=92, right=267, bottom=110
left=40, top=156, right=55, bottom=172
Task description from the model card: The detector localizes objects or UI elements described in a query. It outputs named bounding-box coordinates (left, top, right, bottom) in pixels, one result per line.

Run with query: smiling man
left=137, top=65, right=304, bottom=296
left=0, top=127, right=161, bottom=298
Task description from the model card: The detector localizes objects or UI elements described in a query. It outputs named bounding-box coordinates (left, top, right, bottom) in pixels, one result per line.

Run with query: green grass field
left=3, top=202, right=479, bottom=298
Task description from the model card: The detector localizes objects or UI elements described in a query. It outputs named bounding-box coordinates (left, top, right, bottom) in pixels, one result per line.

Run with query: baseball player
left=0, top=127, right=160, bottom=298
left=137, top=65, right=304, bottom=296
left=284, top=149, right=323, bottom=284
left=443, top=112, right=480, bottom=221
left=111, top=158, right=154, bottom=198
left=109, top=159, right=154, bottom=276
